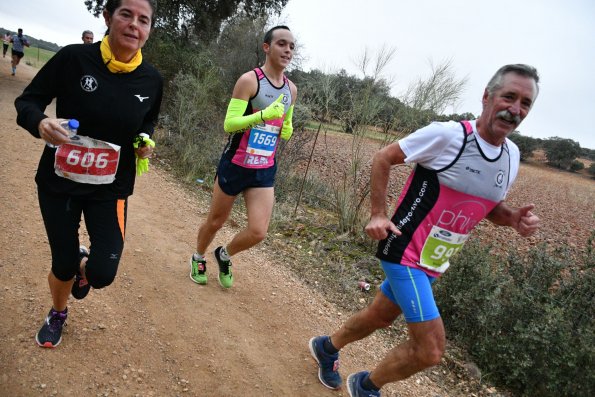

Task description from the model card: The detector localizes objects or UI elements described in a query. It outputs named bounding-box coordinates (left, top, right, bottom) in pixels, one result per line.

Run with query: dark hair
left=17, top=28, right=23, bottom=34
left=487, top=64, right=540, bottom=97
left=104, top=0, right=157, bottom=28
left=263, top=25, right=290, bottom=45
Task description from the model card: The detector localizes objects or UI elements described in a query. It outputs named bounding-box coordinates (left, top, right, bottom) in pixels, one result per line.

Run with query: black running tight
left=38, top=188, right=127, bottom=288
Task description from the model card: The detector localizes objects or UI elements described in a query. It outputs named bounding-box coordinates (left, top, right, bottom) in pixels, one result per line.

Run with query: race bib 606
left=54, top=136, right=121, bottom=184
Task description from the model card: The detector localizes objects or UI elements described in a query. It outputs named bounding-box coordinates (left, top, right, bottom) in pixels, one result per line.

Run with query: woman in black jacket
left=15, top=0, right=162, bottom=348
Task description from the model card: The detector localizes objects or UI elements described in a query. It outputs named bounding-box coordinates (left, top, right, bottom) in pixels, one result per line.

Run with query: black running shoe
left=35, top=308, right=67, bottom=348
left=71, top=246, right=90, bottom=300
left=214, top=246, right=233, bottom=288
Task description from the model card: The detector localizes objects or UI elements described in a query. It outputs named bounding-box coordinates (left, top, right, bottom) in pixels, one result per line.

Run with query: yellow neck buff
left=100, top=35, right=142, bottom=73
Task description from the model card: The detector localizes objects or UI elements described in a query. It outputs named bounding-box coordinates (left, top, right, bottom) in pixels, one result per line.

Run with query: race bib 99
left=419, top=225, right=469, bottom=273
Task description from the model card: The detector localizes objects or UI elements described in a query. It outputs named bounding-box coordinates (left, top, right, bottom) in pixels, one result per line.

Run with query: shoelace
left=221, top=263, right=231, bottom=274
left=48, top=311, right=67, bottom=332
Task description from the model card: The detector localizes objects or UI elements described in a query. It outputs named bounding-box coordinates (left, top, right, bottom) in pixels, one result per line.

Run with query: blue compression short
left=380, top=261, right=440, bottom=323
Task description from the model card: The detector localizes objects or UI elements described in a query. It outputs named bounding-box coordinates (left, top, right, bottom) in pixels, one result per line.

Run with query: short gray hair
left=486, top=64, right=540, bottom=97
left=82, top=30, right=93, bottom=36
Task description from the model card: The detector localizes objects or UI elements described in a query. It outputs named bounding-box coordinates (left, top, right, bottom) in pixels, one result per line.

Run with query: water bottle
left=47, top=119, right=79, bottom=148
left=63, top=119, right=79, bottom=139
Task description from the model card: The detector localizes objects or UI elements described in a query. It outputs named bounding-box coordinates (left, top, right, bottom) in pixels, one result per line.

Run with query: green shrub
left=570, top=159, right=585, bottom=172
left=156, top=51, right=227, bottom=183
left=435, top=239, right=595, bottom=396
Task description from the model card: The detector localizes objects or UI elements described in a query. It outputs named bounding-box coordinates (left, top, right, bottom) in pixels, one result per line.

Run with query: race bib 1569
left=246, top=124, right=280, bottom=157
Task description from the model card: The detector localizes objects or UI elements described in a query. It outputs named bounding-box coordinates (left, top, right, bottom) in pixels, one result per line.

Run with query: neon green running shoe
left=214, top=246, right=233, bottom=288
left=189, top=255, right=207, bottom=285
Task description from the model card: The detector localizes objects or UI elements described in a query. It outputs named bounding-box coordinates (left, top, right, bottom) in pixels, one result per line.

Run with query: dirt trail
left=0, top=56, right=457, bottom=396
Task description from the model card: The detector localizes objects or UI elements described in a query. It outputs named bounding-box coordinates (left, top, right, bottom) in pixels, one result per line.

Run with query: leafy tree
left=436, top=112, right=476, bottom=122
left=392, top=105, right=435, bottom=136
left=209, top=14, right=268, bottom=92
left=84, top=0, right=288, bottom=41
left=509, top=131, right=539, bottom=161
left=588, top=163, right=595, bottom=178
left=331, top=69, right=364, bottom=127
left=543, top=136, right=582, bottom=170
left=376, top=96, right=405, bottom=135
left=294, top=68, right=340, bottom=122
left=581, top=147, right=595, bottom=161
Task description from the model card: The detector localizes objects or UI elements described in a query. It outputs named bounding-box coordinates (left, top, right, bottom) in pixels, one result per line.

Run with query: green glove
left=280, top=104, right=294, bottom=140
left=136, top=157, right=149, bottom=176
left=260, top=94, right=285, bottom=121
left=133, top=133, right=156, bottom=176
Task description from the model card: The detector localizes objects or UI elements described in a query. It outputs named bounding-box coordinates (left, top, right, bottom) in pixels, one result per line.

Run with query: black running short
left=216, top=156, right=277, bottom=196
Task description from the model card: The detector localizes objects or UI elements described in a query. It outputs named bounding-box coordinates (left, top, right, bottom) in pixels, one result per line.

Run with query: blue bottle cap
left=69, top=119, right=80, bottom=129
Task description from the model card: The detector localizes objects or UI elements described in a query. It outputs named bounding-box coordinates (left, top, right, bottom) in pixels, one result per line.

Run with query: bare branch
left=403, top=58, right=468, bottom=114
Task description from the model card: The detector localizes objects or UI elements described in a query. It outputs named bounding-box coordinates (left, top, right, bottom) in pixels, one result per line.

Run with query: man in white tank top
left=309, top=64, right=541, bottom=396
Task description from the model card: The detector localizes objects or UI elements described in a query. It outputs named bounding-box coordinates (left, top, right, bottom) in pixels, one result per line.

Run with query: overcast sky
left=1, top=0, right=594, bottom=149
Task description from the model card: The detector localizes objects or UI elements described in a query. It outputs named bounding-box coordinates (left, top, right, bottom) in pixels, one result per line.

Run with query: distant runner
left=309, top=64, right=541, bottom=397
left=2, top=31, right=10, bottom=58
left=82, top=30, right=94, bottom=44
left=9, top=28, right=30, bottom=76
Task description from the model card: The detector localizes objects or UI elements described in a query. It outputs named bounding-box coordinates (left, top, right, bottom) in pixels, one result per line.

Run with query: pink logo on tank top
left=401, top=184, right=498, bottom=275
